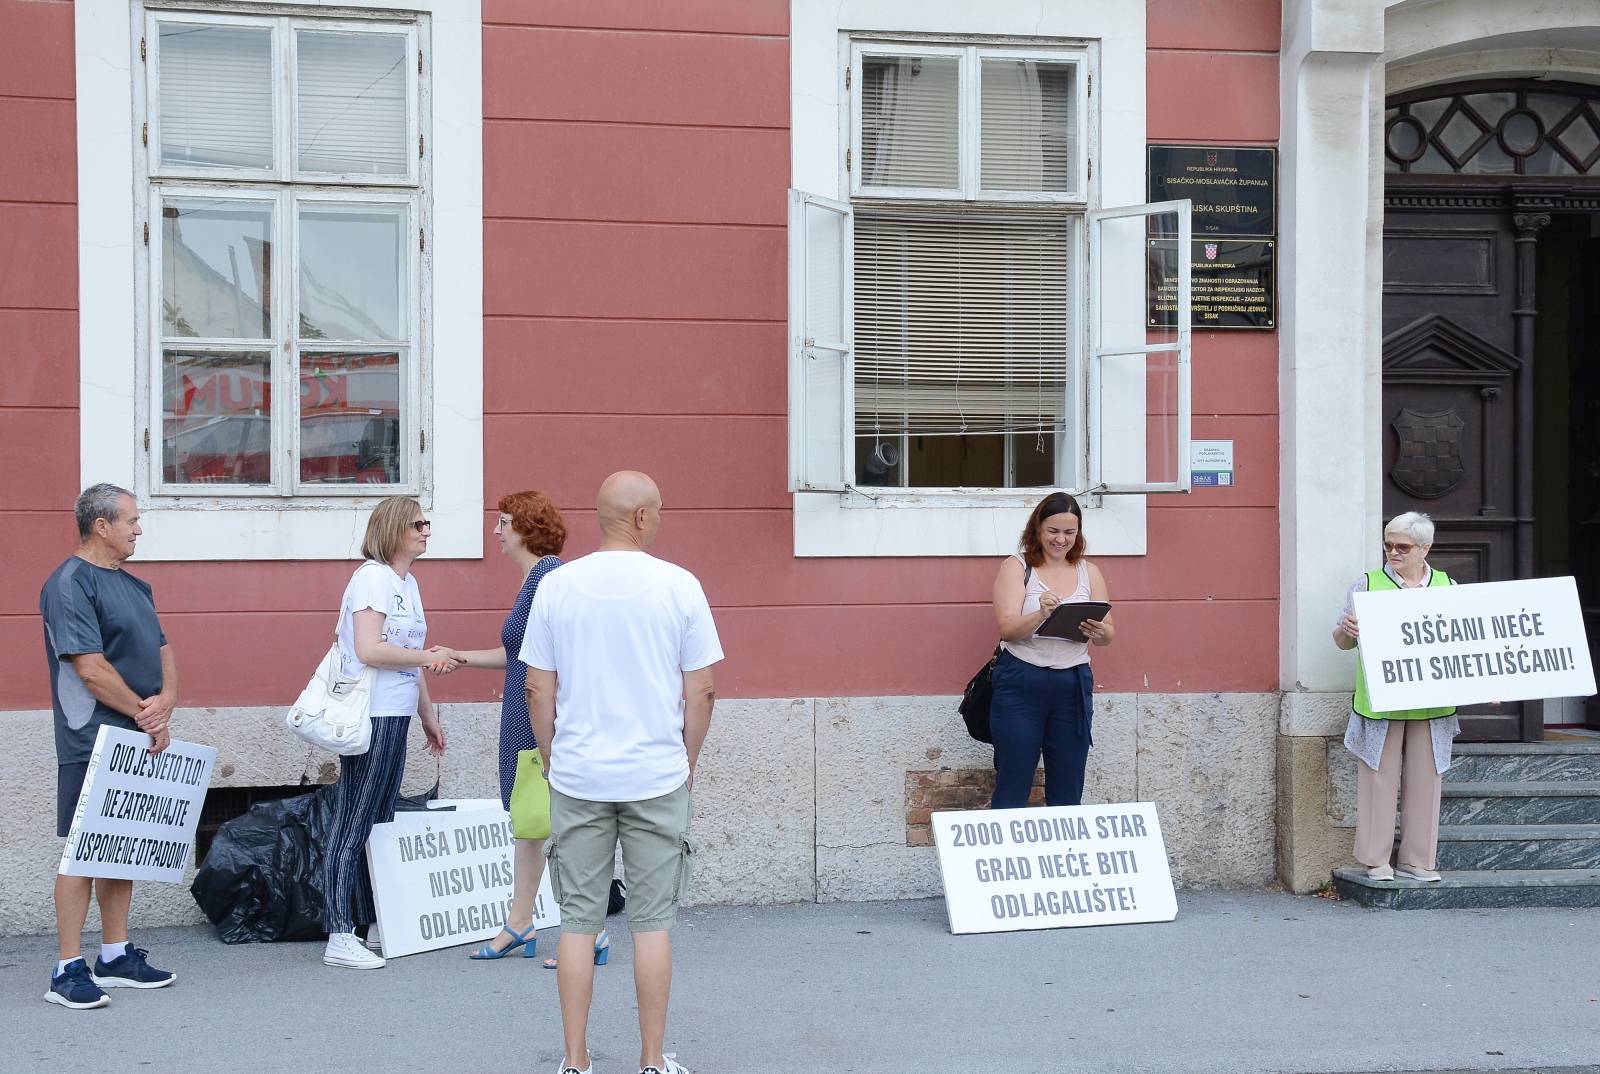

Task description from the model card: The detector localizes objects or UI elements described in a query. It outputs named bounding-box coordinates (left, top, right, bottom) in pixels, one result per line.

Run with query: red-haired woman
left=433, top=490, right=568, bottom=959
left=989, top=492, right=1115, bottom=809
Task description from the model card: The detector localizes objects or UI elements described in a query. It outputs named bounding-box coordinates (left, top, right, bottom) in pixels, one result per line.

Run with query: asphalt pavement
left=2, top=891, right=1597, bottom=1074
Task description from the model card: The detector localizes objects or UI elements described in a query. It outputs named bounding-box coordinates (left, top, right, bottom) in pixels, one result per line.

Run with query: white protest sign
left=1353, top=576, right=1596, bottom=711
left=932, top=802, right=1177, bottom=934
left=367, top=806, right=558, bottom=959
left=59, top=725, right=217, bottom=883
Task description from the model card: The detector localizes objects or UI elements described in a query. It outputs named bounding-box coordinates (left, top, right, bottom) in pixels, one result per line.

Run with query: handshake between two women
left=423, top=645, right=467, bottom=676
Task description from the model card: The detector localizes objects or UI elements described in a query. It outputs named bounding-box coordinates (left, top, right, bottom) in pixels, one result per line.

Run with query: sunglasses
left=411, top=519, right=433, bottom=533
left=1382, top=541, right=1415, bottom=554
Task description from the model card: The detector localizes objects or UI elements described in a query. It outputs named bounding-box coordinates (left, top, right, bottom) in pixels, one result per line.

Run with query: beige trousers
left=1354, top=718, right=1442, bottom=870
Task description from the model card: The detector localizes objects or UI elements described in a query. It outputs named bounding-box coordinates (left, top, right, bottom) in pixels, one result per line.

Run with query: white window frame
left=1088, top=200, right=1192, bottom=494
left=286, top=189, right=422, bottom=495
left=140, top=11, right=425, bottom=500
left=144, top=183, right=285, bottom=498
left=843, top=39, right=1094, bottom=497
left=144, top=9, right=283, bottom=184
left=145, top=11, right=422, bottom=187
left=850, top=42, right=1090, bottom=203
left=75, top=0, right=482, bottom=560
left=788, top=190, right=855, bottom=492
left=286, top=18, right=421, bottom=187
left=789, top=0, right=1149, bottom=557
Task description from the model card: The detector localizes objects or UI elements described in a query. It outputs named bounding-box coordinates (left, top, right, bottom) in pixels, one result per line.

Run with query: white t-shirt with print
left=336, top=561, right=427, bottom=717
left=520, top=550, right=723, bottom=803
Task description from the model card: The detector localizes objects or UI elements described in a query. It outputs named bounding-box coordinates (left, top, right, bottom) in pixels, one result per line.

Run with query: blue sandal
left=468, top=923, right=537, bottom=960
left=542, top=929, right=609, bottom=969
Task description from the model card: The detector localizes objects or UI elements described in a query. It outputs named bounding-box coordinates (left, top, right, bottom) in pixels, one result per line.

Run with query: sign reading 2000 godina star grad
left=932, top=802, right=1177, bottom=934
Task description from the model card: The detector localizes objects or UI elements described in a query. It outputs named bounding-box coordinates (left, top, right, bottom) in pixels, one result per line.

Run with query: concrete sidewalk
left=3, top=891, right=1597, bottom=1074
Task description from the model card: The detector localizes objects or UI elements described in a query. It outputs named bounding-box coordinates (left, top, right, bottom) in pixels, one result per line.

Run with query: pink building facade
left=10, top=0, right=1565, bottom=932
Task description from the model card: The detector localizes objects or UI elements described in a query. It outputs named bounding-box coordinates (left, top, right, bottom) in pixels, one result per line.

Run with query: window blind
left=980, top=58, right=1076, bottom=193
left=158, top=23, right=274, bottom=171
left=860, top=54, right=961, bottom=190
left=854, top=207, right=1071, bottom=437
left=297, top=31, right=409, bottom=176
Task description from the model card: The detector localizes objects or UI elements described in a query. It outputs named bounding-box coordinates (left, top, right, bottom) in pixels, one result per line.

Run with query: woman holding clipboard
left=989, top=492, right=1114, bottom=809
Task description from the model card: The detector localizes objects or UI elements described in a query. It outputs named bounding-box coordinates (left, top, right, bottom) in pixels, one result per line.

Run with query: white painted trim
left=794, top=489, right=1145, bottom=557
left=75, top=0, right=482, bottom=560
left=789, top=0, right=1146, bottom=557
left=1383, top=0, right=1600, bottom=94
left=1278, top=0, right=1383, bottom=691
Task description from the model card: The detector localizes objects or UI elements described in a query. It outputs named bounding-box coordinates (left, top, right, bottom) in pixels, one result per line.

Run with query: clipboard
left=1034, top=601, right=1111, bottom=643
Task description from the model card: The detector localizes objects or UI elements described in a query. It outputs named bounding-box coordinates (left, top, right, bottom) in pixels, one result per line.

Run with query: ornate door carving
left=1382, top=207, right=1528, bottom=740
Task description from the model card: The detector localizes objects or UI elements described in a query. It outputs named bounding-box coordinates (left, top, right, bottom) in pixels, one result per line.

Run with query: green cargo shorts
left=545, top=782, right=695, bottom=934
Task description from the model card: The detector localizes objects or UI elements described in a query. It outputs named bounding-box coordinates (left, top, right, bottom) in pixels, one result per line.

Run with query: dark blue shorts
left=57, top=762, right=90, bottom=838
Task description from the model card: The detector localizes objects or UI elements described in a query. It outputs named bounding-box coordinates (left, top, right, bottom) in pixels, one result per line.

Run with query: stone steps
left=1448, top=742, right=1600, bottom=782
left=1337, top=743, right=1600, bottom=909
left=1333, top=866, right=1600, bottom=909
left=1435, top=823, right=1600, bottom=870
left=1439, top=781, right=1600, bottom=825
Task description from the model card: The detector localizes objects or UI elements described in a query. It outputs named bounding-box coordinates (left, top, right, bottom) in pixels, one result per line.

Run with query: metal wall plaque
left=1147, top=239, right=1275, bottom=331
left=1148, top=145, right=1276, bottom=237
left=1148, top=145, right=1277, bottom=330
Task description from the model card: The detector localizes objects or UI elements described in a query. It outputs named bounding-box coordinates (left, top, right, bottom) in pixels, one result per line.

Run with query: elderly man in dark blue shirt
left=39, top=483, right=179, bottom=1009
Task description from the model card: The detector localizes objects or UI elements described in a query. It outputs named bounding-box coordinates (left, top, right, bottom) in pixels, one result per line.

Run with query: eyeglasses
left=411, top=520, right=432, bottom=533
left=1382, top=541, right=1415, bottom=554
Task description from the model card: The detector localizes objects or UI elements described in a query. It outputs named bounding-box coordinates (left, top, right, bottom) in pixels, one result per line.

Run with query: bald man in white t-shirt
left=522, top=471, right=722, bottom=1074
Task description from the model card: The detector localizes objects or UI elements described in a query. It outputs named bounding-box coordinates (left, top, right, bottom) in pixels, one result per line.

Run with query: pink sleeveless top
left=1000, top=554, right=1092, bottom=670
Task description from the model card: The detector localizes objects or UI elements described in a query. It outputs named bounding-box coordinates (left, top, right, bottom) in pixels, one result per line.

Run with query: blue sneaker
left=92, top=946, right=175, bottom=989
left=45, top=959, right=109, bottom=1009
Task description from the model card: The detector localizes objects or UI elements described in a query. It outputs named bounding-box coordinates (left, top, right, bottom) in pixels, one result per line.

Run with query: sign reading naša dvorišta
left=59, top=725, right=217, bottom=883
left=1352, top=576, right=1597, bottom=712
left=932, top=803, right=1177, bottom=934
left=367, top=803, right=559, bottom=959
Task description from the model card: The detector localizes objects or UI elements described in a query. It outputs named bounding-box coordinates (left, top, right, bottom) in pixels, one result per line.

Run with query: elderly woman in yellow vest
left=1332, top=511, right=1458, bottom=883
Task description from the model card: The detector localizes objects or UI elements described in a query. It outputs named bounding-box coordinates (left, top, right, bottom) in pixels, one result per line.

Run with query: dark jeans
left=989, top=651, right=1094, bottom=809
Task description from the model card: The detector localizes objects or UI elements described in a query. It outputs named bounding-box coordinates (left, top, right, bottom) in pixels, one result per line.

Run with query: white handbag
left=285, top=642, right=375, bottom=756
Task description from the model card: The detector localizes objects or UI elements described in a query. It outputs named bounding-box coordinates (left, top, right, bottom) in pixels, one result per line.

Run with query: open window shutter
left=1087, top=200, right=1192, bottom=493
left=788, top=190, right=853, bottom=491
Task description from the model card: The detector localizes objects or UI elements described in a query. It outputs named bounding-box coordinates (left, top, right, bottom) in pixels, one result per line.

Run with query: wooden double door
left=1381, top=179, right=1600, bottom=739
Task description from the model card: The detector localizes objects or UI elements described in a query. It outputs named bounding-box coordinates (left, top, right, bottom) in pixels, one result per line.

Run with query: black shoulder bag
left=958, top=563, right=1030, bottom=743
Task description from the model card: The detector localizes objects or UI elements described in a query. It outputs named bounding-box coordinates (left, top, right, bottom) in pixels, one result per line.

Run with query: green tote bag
left=508, top=748, right=551, bottom=840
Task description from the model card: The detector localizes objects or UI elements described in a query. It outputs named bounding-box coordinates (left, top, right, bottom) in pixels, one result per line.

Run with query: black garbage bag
left=190, top=786, right=334, bottom=944
left=608, top=878, right=627, bottom=917
left=190, top=785, right=437, bottom=944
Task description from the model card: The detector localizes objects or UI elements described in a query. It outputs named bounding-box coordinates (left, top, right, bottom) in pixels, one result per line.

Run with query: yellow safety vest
left=1352, top=567, right=1457, bottom=721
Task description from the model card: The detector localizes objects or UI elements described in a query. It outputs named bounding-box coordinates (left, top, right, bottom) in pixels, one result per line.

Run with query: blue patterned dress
left=498, top=555, right=562, bottom=809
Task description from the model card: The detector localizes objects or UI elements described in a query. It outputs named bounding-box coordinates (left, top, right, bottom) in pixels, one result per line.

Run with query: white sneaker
left=640, top=1055, right=691, bottom=1074
left=323, top=932, right=385, bottom=970
left=1395, top=863, right=1442, bottom=882
left=1365, top=864, right=1395, bottom=881
left=556, top=1056, right=593, bottom=1074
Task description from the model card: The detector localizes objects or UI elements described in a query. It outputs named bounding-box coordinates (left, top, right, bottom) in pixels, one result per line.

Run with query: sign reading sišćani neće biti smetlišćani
left=1352, top=576, right=1596, bottom=712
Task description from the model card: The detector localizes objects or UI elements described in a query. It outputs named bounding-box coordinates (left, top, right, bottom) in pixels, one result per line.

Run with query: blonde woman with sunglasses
left=320, top=496, right=455, bottom=970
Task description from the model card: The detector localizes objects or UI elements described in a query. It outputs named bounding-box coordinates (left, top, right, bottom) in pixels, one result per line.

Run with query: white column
left=1278, top=0, right=1386, bottom=695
